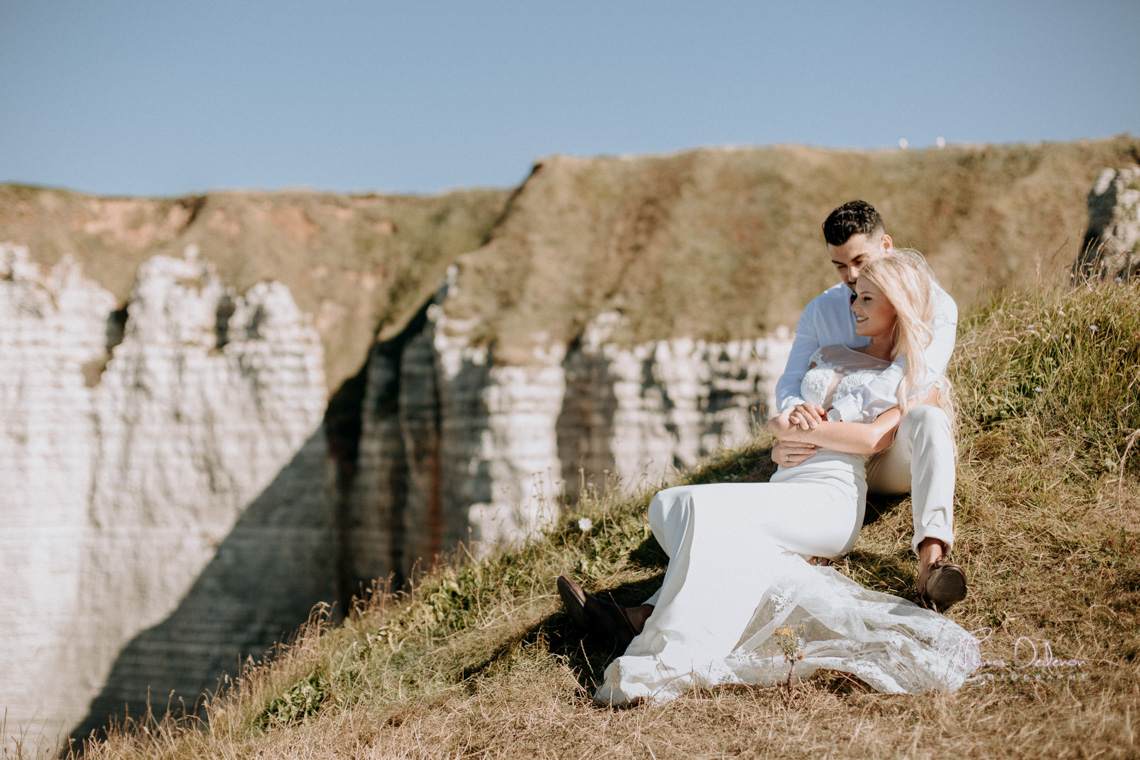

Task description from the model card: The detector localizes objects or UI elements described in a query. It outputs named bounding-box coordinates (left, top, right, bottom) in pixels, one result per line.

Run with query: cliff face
left=344, top=279, right=791, bottom=585
left=0, top=186, right=511, bottom=394
left=2, top=138, right=1138, bottom=751
left=1, top=244, right=331, bottom=748
left=0, top=240, right=786, bottom=749
left=1074, top=166, right=1140, bottom=281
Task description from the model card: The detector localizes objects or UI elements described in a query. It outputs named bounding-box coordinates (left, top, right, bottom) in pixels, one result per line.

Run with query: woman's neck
left=862, top=334, right=894, bottom=361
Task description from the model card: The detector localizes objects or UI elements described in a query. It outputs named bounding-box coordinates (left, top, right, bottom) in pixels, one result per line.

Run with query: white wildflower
left=578, top=517, right=593, bottom=532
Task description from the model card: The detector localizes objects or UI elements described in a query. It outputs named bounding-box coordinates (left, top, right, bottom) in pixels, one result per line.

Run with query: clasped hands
left=769, top=402, right=826, bottom=468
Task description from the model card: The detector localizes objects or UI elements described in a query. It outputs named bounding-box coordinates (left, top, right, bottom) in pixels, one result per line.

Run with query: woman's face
left=851, top=279, right=897, bottom=338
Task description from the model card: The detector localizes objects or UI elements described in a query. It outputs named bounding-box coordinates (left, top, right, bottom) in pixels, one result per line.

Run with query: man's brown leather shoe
left=917, top=557, right=967, bottom=611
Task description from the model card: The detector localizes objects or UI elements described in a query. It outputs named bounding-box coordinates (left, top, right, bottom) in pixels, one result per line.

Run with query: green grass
left=50, top=280, right=1140, bottom=760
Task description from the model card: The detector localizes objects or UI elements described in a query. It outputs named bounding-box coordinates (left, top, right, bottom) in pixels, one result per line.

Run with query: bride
left=559, top=249, right=978, bottom=705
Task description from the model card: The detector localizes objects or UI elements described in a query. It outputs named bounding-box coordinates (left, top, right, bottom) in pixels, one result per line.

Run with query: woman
left=560, top=249, right=977, bottom=705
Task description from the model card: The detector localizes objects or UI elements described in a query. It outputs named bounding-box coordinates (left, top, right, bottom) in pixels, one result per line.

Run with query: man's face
left=827, top=232, right=893, bottom=291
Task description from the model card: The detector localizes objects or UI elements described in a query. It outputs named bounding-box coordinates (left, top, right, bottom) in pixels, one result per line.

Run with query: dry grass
left=39, top=280, right=1140, bottom=759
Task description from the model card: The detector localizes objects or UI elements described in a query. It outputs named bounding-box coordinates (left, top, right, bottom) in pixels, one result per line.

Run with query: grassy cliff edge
left=53, top=280, right=1140, bottom=759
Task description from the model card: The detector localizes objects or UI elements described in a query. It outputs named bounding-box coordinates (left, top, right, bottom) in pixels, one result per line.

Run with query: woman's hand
left=786, top=402, right=827, bottom=430
left=770, top=405, right=827, bottom=440
left=768, top=408, right=800, bottom=440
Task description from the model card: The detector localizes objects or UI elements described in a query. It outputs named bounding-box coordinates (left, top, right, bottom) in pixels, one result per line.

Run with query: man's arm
left=774, top=301, right=823, bottom=413
left=828, top=287, right=958, bottom=423
left=923, top=285, right=958, bottom=377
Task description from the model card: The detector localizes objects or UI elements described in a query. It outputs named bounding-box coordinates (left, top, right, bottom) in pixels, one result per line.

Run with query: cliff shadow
left=555, top=338, right=621, bottom=506
left=325, top=297, right=498, bottom=596
left=328, top=334, right=411, bottom=599
left=70, top=429, right=336, bottom=745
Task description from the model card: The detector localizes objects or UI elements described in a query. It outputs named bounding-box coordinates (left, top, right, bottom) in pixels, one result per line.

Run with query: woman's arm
left=769, top=383, right=941, bottom=456
left=769, top=406, right=902, bottom=455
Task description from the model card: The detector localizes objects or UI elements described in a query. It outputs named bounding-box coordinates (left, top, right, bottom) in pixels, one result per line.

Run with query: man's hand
left=787, top=403, right=827, bottom=430
left=771, top=440, right=819, bottom=468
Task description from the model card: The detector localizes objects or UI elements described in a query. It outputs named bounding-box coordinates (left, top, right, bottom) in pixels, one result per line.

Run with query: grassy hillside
left=444, top=137, right=1140, bottom=360
left=52, top=280, right=1140, bottom=759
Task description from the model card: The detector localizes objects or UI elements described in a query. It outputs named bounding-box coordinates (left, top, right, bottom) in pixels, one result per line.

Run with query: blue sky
left=2, top=1, right=1137, bottom=198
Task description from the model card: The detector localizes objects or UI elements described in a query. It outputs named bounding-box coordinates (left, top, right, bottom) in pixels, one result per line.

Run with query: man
left=773, top=199, right=965, bottom=608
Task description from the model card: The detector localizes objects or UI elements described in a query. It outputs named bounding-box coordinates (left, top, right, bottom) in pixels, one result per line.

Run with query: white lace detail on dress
left=596, top=552, right=979, bottom=706
left=801, top=345, right=892, bottom=410
left=727, top=558, right=978, bottom=696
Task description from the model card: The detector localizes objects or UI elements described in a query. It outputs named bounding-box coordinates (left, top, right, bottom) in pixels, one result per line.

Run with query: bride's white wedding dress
left=595, top=345, right=979, bottom=705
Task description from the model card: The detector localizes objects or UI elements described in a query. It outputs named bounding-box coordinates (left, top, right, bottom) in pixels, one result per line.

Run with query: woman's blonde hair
left=859, top=248, right=955, bottom=424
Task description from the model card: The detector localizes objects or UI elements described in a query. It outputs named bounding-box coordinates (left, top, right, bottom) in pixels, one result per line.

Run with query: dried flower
left=774, top=626, right=801, bottom=661
left=773, top=625, right=803, bottom=700
left=577, top=517, right=593, bottom=532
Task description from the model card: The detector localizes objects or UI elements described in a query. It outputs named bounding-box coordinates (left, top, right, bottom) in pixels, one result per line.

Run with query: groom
left=773, top=200, right=966, bottom=608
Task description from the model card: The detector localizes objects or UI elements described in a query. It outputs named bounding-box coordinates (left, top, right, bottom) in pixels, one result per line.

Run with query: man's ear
left=880, top=233, right=893, bottom=251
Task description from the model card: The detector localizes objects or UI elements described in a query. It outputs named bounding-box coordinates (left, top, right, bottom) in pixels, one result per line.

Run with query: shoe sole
left=927, top=565, right=967, bottom=607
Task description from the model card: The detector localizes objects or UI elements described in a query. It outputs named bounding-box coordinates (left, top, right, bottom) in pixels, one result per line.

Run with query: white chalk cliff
left=0, top=245, right=788, bottom=752
left=0, top=244, right=331, bottom=750
left=1075, top=166, right=1140, bottom=281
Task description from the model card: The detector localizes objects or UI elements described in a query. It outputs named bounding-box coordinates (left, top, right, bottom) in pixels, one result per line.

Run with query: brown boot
left=557, top=575, right=638, bottom=652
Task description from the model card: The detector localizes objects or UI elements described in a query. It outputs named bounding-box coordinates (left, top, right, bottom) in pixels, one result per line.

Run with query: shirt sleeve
left=775, top=301, right=823, bottom=413
left=827, top=287, right=959, bottom=423
left=925, top=286, right=958, bottom=377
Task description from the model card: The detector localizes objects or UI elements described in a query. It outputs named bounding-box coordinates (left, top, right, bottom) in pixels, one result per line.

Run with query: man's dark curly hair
left=821, top=200, right=886, bottom=246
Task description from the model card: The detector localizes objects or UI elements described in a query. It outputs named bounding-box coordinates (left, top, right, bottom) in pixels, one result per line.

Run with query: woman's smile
left=851, top=279, right=897, bottom=338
